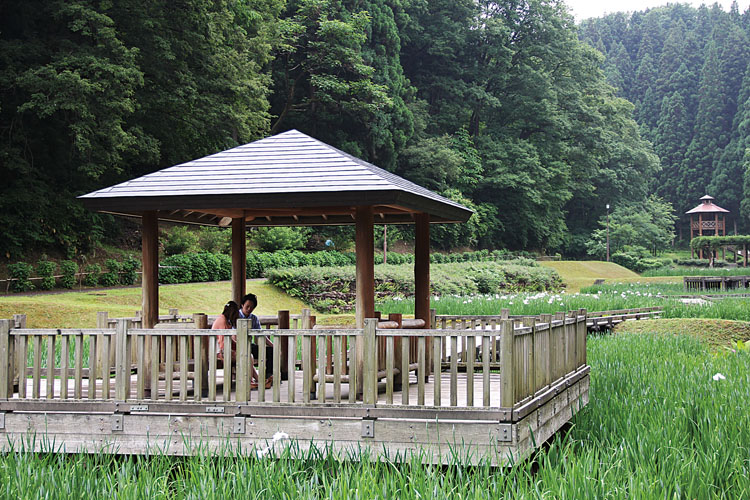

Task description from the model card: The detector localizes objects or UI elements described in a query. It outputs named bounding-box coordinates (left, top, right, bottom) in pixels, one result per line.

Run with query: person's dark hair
left=241, top=293, right=258, bottom=309
left=222, top=300, right=240, bottom=327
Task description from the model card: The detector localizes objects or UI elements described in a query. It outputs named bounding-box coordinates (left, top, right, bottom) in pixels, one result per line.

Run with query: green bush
left=197, top=227, right=231, bottom=254
left=675, top=258, right=729, bottom=268
left=250, top=227, right=310, bottom=251
left=163, top=226, right=199, bottom=256
left=266, top=262, right=562, bottom=312
left=8, top=262, right=34, bottom=292
left=59, top=260, right=78, bottom=289
left=83, top=264, right=101, bottom=287
left=36, top=259, right=57, bottom=290
left=100, top=259, right=121, bottom=287
left=120, top=257, right=139, bottom=285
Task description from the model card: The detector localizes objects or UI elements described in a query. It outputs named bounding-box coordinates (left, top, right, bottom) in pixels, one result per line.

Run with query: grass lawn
left=539, top=260, right=679, bottom=291
left=0, top=280, right=312, bottom=328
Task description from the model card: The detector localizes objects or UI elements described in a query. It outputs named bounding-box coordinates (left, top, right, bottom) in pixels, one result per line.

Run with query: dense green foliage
left=580, top=3, right=750, bottom=233
left=1, top=0, right=657, bottom=260
left=585, top=195, right=676, bottom=258
left=1, top=333, right=748, bottom=498
left=268, top=261, right=563, bottom=312
left=690, top=234, right=750, bottom=250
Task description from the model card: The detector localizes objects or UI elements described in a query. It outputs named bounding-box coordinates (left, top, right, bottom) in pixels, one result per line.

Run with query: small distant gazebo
left=686, top=195, right=729, bottom=259
left=79, top=130, right=473, bottom=330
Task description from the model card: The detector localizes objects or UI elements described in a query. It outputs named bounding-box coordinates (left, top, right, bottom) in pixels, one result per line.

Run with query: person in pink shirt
left=212, top=300, right=263, bottom=388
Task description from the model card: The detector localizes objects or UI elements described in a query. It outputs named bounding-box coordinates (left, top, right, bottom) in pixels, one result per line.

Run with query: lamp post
left=606, top=204, right=610, bottom=262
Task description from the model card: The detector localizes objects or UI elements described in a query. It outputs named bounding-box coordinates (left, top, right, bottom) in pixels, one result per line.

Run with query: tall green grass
left=643, top=266, right=750, bottom=277
left=378, top=284, right=750, bottom=322
left=1, top=334, right=748, bottom=498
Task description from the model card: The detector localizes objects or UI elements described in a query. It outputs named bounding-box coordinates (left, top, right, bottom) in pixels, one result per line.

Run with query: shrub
left=83, top=264, right=101, bottom=287
left=163, top=226, right=198, bottom=256
left=197, top=227, right=231, bottom=254
left=36, top=259, right=57, bottom=290
left=59, top=260, right=78, bottom=289
left=100, top=259, right=121, bottom=287
left=8, top=262, right=34, bottom=292
left=266, top=262, right=562, bottom=312
left=120, top=257, right=139, bottom=285
left=250, top=227, right=310, bottom=251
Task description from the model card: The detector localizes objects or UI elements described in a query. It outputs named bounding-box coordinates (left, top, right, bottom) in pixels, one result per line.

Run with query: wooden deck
left=0, top=312, right=591, bottom=465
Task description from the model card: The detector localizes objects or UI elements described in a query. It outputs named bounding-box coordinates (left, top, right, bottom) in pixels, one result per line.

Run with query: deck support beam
left=141, top=211, right=159, bottom=329
left=355, top=206, right=374, bottom=396
left=414, top=213, right=431, bottom=379
left=232, top=217, right=246, bottom=306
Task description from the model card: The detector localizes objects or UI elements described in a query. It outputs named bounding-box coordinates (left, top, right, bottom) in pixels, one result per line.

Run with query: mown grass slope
left=0, top=281, right=311, bottom=328
left=540, top=260, right=679, bottom=291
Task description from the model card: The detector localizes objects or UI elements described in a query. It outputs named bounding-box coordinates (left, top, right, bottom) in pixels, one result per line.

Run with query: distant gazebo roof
left=79, top=130, right=472, bottom=226
left=685, top=195, right=729, bottom=214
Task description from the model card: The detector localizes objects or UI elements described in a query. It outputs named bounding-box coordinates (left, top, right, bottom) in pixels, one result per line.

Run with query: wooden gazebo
left=686, top=195, right=729, bottom=259
left=1, top=134, right=591, bottom=463
left=79, top=130, right=473, bottom=329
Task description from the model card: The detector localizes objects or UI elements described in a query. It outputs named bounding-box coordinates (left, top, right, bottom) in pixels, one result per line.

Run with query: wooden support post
left=236, top=318, right=250, bottom=403
left=194, top=313, right=208, bottom=398
left=698, top=213, right=703, bottom=259
left=355, top=206, right=374, bottom=395
left=115, top=319, right=131, bottom=401
left=0, top=319, right=10, bottom=399
left=414, top=213, right=431, bottom=382
left=500, top=319, right=514, bottom=408
left=278, top=310, right=290, bottom=381
left=141, top=211, right=159, bottom=329
left=231, top=217, right=246, bottom=306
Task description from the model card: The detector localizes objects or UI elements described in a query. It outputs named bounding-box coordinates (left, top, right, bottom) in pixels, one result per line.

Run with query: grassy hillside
left=0, top=281, right=312, bottom=328
left=540, top=260, right=679, bottom=291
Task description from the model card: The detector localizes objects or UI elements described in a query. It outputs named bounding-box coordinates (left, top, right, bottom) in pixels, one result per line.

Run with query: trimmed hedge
left=266, top=261, right=563, bottom=313
left=159, top=253, right=232, bottom=284
left=690, top=235, right=750, bottom=250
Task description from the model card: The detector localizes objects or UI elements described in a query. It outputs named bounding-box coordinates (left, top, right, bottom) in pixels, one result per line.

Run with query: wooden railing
left=1, top=311, right=589, bottom=413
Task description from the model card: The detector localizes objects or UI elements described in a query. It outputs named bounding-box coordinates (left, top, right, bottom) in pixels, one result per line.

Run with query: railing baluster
left=101, top=335, right=111, bottom=399
left=17, top=335, right=28, bottom=399
left=334, top=335, right=342, bottom=403
left=501, top=319, right=515, bottom=408
left=150, top=336, right=159, bottom=400
left=46, top=334, right=56, bottom=399
left=450, top=335, right=457, bottom=407
left=482, top=335, right=490, bottom=407
left=302, top=334, right=311, bottom=404
left=136, top=334, right=145, bottom=400
left=386, top=335, right=394, bottom=404
left=433, top=336, right=441, bottom=407
left=88, top=335, right=98, bottom=400
left=466, top=335, right=475, bottom=407
left=208, top=336, right=217, bottom=402
left=179, top=335, right=188, bottom=401
left=401, top=334, right=410, bottom=405
left=236, top=320, right=250, bottom=403
left=60, top=334, right=69, bottom=400
left=165, top=336, right=174, bottom=402
left=32, top=336, right=41, bottom=399
left=418, top=336, right=426, bottom=406
left=317, top=334, right=326, bottom=402
left=258, top=335, right=267, bottom=403
left=273, top=335, right=281, bottom=403
left=348, top=335, right=356, bottom=404
left=74, top=334, right=83, bottom=399
left=194, top=335, right=203, bottom=402
left=223, top=333, right=232, bottom=402
left=288, top=335, right=296, bottom=403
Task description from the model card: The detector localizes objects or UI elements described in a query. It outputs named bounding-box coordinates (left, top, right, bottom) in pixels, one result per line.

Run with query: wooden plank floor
left=13, top=369, right=503, bottom=408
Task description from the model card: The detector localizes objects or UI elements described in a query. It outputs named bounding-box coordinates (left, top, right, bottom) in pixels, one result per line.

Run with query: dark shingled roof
left=79, top=130, right=473, bottom=226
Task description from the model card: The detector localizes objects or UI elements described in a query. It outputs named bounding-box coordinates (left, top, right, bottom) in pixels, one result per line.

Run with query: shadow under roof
left=79, top=130, right=473, bottom=226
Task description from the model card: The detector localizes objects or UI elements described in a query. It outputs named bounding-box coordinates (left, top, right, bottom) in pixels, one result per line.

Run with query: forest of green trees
left=580, top=2, right=750, bottom=235
left=1, top=0, right=748, bottom=261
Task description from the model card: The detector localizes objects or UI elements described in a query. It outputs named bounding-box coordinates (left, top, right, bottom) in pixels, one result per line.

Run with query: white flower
left=712, top=373, right=726, bottom=381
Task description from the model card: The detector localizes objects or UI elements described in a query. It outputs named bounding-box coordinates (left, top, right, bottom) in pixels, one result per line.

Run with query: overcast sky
left=566, top=0, right=750, bottom=20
